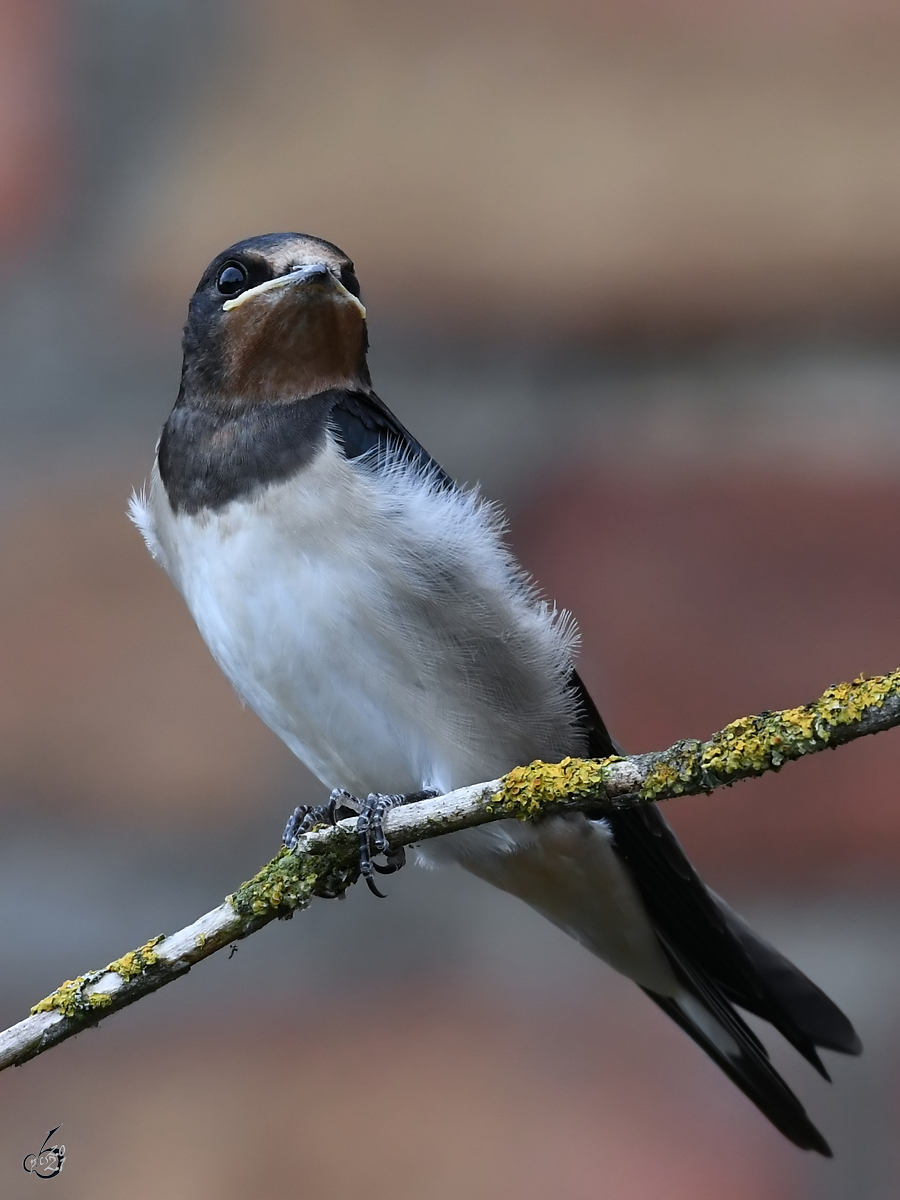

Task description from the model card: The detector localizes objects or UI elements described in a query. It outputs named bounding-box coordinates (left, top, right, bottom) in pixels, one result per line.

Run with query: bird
left=131, top=231, right=861, bottom=1155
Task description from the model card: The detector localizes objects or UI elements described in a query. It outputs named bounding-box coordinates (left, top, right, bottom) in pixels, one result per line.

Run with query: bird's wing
left=327, top=389, right=456, bottom=489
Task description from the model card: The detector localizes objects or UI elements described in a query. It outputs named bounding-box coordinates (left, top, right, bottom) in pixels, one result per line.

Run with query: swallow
left=131, top=232, right=861, bottom=1155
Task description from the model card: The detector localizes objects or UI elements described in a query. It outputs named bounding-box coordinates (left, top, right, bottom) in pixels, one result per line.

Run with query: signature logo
left=23, top=1127, right=65, bottom=1178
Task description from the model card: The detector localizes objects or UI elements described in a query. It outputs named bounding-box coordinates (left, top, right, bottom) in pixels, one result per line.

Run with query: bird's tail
left=645, top=943, right=834, bottom=1155
left=460, top=810, right=858, bottom=1155
left=709, top=891, right=862, bottom=1075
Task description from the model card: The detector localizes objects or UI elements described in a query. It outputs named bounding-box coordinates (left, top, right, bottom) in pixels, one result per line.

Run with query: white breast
left=131, top=438, right=679, bottom=994
left=132, top=437, right=584, bottom=800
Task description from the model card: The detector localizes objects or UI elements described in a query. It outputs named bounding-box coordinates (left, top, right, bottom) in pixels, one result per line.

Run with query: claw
left=329, top=788, right=361, bottom=822
left=283, top=787, right=367, bottom=849
left=285, top=787, right=437, bottom=895
left=357, top=793, right=397, bottom=897
left=372, top=845, right=407, bottom=874
left=357, top=789, right=438, bottom=896
left=282, top=796, right=338, bottom=848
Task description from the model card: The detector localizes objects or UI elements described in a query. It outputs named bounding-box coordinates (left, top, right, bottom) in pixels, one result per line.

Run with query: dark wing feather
left=609, top=803, right=842, bottom=1078
left=328, top=389, right=455, bottom=488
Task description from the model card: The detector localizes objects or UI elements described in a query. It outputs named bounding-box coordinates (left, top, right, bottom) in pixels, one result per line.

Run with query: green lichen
left=229, top=837, right=359, bottom=919
left=489, top=755, right=620, bottom=819
left=30, top=935, right=166, bottom=1018
left=229, top=847, right=318, bottom=917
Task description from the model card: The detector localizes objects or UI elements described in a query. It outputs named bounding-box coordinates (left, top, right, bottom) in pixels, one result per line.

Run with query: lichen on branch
left=30, top=936, right=166, bottom=1018
left=641, top=669, right=900, bottom=800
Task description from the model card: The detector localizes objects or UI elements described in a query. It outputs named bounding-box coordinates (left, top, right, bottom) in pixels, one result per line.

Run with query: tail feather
left=646, top=940, right=833, bottom=1156
left=712, top=893, right=863, bottom=1060
left=644, top=986, right=832, bottom=1156
left=607, top=803, right=862, bottom=1077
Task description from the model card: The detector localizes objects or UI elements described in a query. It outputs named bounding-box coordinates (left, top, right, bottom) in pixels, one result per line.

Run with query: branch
left=3, top=669, right=899, bottom=1073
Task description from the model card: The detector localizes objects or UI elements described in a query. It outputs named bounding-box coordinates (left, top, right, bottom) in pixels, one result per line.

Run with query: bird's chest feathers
left=138, top=438, right=581, bottom=794
left=152, top=442, right=413, bottom=692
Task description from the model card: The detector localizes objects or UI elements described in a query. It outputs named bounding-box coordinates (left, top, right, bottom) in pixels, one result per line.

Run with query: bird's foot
left=282, top=789, right=359, bottom=849
left=357, top=789, right=439, bottom=898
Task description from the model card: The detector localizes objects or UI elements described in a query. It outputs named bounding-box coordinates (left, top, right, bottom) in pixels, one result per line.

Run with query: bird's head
left=179, top=232, right=370, bottom=409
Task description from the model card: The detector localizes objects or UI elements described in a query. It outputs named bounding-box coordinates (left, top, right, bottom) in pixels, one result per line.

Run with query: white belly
left=131, top=438, right=678, bottom=995
left=134, top=438, right=583, bottom=798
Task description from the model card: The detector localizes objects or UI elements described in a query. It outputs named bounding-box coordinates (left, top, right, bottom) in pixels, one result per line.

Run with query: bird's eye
left=216, top=262, right=248, bottom=296
left=340, top=264, right=361, bottom=298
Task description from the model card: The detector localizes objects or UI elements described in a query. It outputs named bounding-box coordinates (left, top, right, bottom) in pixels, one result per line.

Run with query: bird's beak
left=222, top=264, right=366, bottom=317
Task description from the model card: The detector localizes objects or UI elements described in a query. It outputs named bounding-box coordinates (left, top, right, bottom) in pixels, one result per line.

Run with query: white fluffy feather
left=139, top=435, right=583, bottom=796
left=128, top=485, right=164, bottom=564
left=132, top=435, right=679, bottom=994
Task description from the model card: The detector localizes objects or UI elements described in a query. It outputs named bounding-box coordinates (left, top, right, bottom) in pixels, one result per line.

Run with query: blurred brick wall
left=0, top=8, right=895, bottom=1200
left=129, top=0, right=900, bottom=339
left=0, top=1, right=64, bottom=249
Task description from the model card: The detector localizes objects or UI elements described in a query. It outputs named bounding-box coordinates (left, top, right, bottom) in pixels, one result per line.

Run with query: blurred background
left=0, top=0, right=898, bottom=1195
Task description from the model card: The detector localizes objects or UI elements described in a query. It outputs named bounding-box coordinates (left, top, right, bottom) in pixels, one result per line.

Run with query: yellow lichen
left=490, top=756, right=616, bottom=819
left=642, top=670, right=900, bottom=801
left=30, top=936, right=165, bottom=1018
left=700, top=713, right=799, bottom=777
left=778, top=706, right=816, bottom=740
left=813, top=672, right=900, bottom=726
left=31, top=978, right=96, bottom=1018
left=103, top=936, right=164, bottom=982
left=639, top=742, right=701, bottom=800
